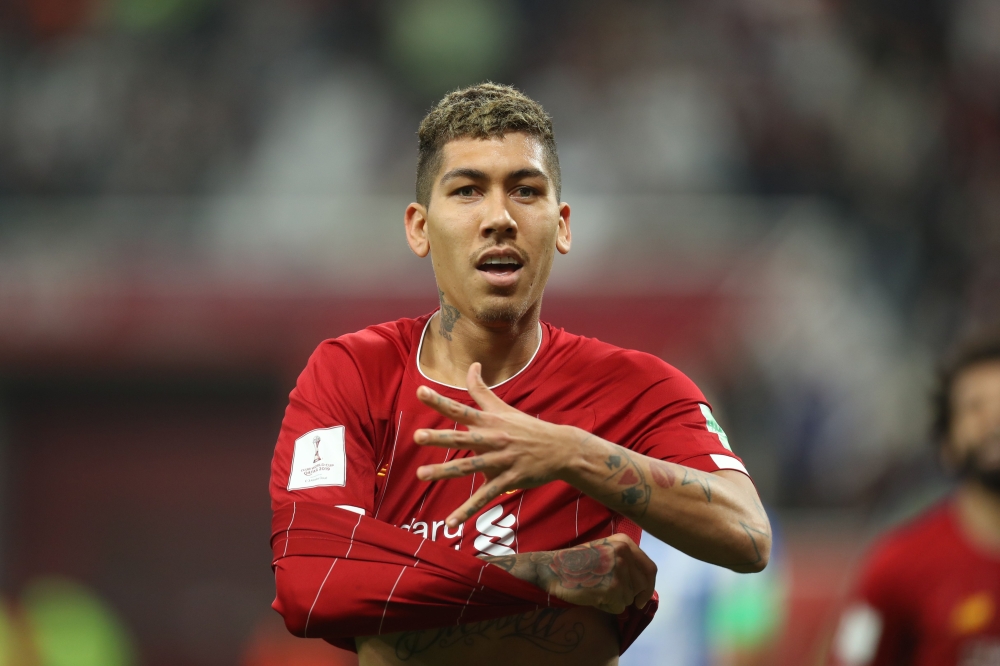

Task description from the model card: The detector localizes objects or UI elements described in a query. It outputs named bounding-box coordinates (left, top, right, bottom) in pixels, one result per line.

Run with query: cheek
left=952, top=411, right=991, bottom=451
left=427, top=225, right=466, bottom=265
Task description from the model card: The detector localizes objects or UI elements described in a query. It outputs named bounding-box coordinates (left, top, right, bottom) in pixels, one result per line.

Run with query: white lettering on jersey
left=474, top=505, right=516, bottom=556
left=833, top=603, right=883, bottom=666
left=399, top=517, right=463, bottom=549
left=287, top=426, right=347, bottom=490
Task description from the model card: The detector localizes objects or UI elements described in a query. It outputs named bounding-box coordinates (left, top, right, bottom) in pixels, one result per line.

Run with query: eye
left=455, top=185, right=477, bottom=197
left=513, top=186, right=536, bottom=198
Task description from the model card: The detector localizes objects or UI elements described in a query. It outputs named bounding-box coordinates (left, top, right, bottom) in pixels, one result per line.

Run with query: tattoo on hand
left=392, top=609, right=584, bottom=659
left=438, top=289, right=461, bottom=341
left=681, top=467, right=712, bottom=502
left=546, top=541, right=615, bottom=590
left=486, top=541, right=617, bottom=595
left=605, top=455, right=621, bottom=470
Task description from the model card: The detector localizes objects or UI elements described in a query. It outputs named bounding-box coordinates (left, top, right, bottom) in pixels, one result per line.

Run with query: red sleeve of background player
left=618, top=352, right=750, bottom=478
left=828, top=537, right=913, bottom=666
left=270, top=340, right=377, bottom=516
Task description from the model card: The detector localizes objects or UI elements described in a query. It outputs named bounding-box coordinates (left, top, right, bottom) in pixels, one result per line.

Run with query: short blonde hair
left=416, top=82, right=560, bottom=206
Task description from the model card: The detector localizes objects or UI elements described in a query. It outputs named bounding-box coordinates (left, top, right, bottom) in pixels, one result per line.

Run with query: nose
left=479, top=188, right=517, bottom=240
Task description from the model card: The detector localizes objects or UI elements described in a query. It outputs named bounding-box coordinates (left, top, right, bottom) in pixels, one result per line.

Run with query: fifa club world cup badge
left=288, top=426, right=346, bottom=490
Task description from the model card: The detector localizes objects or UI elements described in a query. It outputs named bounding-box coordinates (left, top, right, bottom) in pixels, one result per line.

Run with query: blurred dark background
left=1, top=0, right=998, bottom=663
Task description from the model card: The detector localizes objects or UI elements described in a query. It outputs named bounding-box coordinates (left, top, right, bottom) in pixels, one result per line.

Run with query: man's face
left=404, top=132, right=570, bottom=327
left=947, top=360, right=1000, bottom=489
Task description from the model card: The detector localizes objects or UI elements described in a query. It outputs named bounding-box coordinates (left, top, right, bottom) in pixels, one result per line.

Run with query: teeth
left=483, top=256, right=520, bottom=265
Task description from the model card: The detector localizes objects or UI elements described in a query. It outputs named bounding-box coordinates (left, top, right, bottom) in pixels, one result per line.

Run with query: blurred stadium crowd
left=1, top=0, right=999, bottom=664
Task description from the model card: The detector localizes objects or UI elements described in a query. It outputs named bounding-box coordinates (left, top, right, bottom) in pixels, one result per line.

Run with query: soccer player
left=830, top=335, right=1000, bottom=666
left=269, top=83, right=771, bottom=666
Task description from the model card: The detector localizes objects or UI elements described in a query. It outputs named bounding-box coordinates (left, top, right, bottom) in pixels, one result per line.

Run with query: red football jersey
left=270, top=312, right=749, bottom=560
left=831, top=500, right=1000, bottom=666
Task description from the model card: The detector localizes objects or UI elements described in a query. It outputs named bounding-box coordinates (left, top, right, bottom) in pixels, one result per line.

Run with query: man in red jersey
left=269, top=83, right=771, bottom=666
left=830, top=335, right=1000, bottom=666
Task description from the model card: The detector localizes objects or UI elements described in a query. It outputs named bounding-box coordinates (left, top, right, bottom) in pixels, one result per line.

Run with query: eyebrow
left=440, top=168, right=488, bottom=184
left=439, top=167, right=550, bottom=185
left=507, top=168, right=549, bottom=183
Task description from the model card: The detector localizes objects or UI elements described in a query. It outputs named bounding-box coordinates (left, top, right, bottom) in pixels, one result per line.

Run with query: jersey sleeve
left=625, top=362, right=749, bottom=477
left=270, top=341, right=377, bottom=516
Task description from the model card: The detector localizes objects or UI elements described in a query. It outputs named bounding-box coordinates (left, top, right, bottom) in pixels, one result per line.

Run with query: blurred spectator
left=828, top=335, right=1000, bottom=665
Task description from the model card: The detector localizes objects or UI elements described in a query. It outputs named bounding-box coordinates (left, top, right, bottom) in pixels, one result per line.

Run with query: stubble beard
left=473, top=293, right=534, bottom=326
left=467, top=243, right=553, bottom=327
left=957, top=435, right=1000, bottom=494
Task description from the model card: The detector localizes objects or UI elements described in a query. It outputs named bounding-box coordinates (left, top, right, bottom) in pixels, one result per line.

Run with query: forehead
left=953, top=360, right=1000, bottom=403
left=438, top=132, right=549, bottom=177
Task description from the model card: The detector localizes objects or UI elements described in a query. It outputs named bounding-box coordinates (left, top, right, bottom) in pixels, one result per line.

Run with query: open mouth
left=476, top=256, right=523, bottom=276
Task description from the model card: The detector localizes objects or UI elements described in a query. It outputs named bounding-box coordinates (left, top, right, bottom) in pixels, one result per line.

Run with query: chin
left=473, top=296, right=533, bottom=326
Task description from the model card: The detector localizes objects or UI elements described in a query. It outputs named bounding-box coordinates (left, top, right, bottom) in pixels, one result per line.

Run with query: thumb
left=635, top=587, right=655, bottom=610
left=466, top=362, right=507, bottom=411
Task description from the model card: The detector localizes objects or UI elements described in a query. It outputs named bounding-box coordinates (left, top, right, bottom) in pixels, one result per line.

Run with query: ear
left=405, top=202, right=430, bottom=258
left=556, top=202, right=571, bottom=255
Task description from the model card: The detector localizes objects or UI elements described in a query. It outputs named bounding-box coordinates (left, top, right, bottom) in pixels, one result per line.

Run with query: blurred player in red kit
left=268, top=83, right=771, bottom=666
left=830, top=335, right=1000, bottom=666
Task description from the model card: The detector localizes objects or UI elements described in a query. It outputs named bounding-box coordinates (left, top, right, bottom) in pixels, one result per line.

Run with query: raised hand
left=483, top=534, right=657, bottom=615
left=414, top=362, right=581, bottom=529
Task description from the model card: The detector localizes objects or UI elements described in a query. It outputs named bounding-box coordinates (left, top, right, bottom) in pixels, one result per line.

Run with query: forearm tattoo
left=598, top=446, right=653, bottom=517
left=593, top=442, right=770, bottom=571
left=392, top=609, right=584, bottom=660
left=679, top=466, right=712, bottom=502
left=595, top=443, right=719, bottom=518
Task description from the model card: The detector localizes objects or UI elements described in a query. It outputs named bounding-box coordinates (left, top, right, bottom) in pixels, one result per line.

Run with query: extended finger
left=445, top=471, right=517, bottom=528
left=416, top=385, right=485, bottom=426
left=466, top=362, right=511, bottom=412
left=413, top=428, right=504, bottom=451
left=416, top=453, right=506, bottom=481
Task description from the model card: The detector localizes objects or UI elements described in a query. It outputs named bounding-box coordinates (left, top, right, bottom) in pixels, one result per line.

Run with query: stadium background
left=0, top=0, right=998, bottom=663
